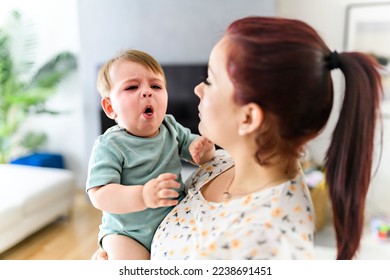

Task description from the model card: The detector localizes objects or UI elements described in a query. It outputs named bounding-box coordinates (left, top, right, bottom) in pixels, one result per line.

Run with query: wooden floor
left=0, top=191, right=102, bottom=260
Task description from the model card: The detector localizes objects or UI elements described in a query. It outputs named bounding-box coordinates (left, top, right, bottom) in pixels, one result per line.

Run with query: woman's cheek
left=201, top=97, right=213, bottom=115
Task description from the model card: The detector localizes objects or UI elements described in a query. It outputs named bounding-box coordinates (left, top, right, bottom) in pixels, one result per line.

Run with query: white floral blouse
left=151, top=150, right=315, bottom=259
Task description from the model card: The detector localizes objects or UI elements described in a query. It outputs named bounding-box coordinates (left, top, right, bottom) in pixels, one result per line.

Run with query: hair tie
left=327, top=51, right=341, bottom=70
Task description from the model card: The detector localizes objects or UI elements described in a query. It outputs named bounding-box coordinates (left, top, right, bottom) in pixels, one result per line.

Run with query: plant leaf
left=30, top=51, right=77, bottom=88
left=0, top=29, right=12, bottom=90
left=20, top=131, right=47, bottom=150
left=0, top=10, right=77, bottom=162
left=5, top=86, right=53, bottom=108
left=2, top=10, right=37, bottom=81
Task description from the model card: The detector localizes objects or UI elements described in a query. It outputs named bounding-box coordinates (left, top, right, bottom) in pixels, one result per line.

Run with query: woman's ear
left=238, top=103, right=263, bottom=136
left=101, top=98, right=117, bottom=120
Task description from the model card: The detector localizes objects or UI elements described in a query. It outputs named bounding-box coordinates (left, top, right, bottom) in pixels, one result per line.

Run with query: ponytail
left=325, top=52, right=383, bottom=259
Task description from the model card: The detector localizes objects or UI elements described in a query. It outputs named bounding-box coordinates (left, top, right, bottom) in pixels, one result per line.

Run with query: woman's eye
left=201, top=75, right=211, bottom=86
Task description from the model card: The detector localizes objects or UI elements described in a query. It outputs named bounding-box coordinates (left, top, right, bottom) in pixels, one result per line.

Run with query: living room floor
left=0, top=190, right=101, bottom=260
left=0, top=165, right=198, bottom=260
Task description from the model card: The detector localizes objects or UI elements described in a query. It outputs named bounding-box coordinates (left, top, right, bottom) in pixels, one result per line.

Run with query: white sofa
left=0, top=164, right=75, bottom=254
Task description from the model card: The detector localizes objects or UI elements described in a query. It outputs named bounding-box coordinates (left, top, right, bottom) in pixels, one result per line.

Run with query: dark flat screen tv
left=163, top=64, right=207, bottom=134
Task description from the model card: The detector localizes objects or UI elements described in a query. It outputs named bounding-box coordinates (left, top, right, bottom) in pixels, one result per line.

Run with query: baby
left=86, top=49, right=215, bottom=259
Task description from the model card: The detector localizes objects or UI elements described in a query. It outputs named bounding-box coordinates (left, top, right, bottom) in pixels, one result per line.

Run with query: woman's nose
left=194, top=83, right=202, bottom=98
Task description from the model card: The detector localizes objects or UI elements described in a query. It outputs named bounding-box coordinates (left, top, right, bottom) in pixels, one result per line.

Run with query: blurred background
left=1, top=0, right=389, bottom=259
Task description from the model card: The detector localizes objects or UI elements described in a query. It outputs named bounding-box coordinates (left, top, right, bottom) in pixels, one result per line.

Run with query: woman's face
left=194, top=36, right=241, bottom=148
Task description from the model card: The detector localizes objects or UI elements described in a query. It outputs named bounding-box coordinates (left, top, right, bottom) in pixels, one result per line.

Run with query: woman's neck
left=227, top=149, right=299, bottom=195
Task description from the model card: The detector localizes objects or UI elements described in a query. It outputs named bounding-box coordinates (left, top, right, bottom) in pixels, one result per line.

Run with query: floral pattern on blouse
left=151, top=149, right=315, bottom=259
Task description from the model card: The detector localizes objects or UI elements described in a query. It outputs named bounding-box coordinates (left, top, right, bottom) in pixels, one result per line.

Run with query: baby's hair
left=96, top=49, right=166, bottom=98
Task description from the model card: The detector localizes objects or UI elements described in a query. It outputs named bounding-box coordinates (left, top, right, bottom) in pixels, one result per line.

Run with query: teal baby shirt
left=86, top=114, right=198, bottom=251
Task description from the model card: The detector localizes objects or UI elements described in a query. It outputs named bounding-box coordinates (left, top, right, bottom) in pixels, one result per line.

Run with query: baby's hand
left=189, top=136, right=215, bottom=165
left=143, top=173, right=180, bottom=208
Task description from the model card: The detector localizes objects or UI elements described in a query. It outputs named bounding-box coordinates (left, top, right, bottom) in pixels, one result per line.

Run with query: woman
left=96, top=16, right=383, bottom=260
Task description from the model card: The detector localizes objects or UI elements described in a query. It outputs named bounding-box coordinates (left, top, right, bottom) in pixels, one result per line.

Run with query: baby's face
left=107, top=60, right=168, bottom=138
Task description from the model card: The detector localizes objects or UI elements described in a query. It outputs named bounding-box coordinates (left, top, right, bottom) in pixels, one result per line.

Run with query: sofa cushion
left=0, top=197, right=23, bottom=232
left=0, top=164, right=75, bottom=215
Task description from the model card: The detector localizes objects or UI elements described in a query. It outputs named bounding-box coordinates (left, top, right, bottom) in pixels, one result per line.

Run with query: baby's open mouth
left=144, top=105, right=154, bottom=116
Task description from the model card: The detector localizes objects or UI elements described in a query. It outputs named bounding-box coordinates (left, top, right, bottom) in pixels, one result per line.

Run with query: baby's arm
left=189, top=136, right=216, bottom=165
left=87, top=173, right=180, bottom=214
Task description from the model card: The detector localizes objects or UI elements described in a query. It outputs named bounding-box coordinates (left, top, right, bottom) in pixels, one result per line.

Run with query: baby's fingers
left=190, top=142, right=202, bottom=163
left=144, top=173, right=181, bottom=208
left=156, top=176, right=181, bottom=190
left=156, top=188, right=179, bottom=207
left=158, top=188, right=180, bottom=199
left=158, top=198, right=178, bottom=207
left=156, top=173, right=178, bottom=181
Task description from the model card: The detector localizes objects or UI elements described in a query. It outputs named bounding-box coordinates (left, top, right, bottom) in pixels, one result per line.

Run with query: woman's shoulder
left=198, top=149, right=233, bottom=175
left=185, top=149, right=233, bottom=190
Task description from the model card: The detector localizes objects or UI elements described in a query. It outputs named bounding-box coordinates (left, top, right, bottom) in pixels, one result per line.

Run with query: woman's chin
left=198, top=126, right=212, bottom=141
left=197, top=124, right=205, bottom=136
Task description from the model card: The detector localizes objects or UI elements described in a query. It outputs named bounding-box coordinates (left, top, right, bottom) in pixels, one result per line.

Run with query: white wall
left=278, top=0, right=390, bottom=217
left=0, top=0, right=85, bottom=187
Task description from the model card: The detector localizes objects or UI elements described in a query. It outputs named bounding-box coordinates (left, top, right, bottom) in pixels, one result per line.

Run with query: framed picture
left=344, top=2, right=390, bottom=105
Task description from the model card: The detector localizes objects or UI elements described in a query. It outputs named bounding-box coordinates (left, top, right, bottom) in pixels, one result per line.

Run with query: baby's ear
left=101, top=97, right=117, bottom=120
left=238, top=103, right=263, bottom=136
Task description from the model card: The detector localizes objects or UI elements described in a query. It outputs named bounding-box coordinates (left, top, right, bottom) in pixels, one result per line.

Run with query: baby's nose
left=142, top=92, right=152, bottom=98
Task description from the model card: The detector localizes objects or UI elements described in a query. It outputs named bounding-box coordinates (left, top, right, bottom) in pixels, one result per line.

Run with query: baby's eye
left=151, top=85, right=162, bottom=89
left=125, top=85, right=138, bottom=90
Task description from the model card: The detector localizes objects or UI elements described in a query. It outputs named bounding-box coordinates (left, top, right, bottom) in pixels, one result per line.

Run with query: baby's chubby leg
left=102, top=234, right=150, bottom=260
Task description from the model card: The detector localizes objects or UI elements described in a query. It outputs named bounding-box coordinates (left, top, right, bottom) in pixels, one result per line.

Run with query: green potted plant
left=0, top=10, right=77, bottom=163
